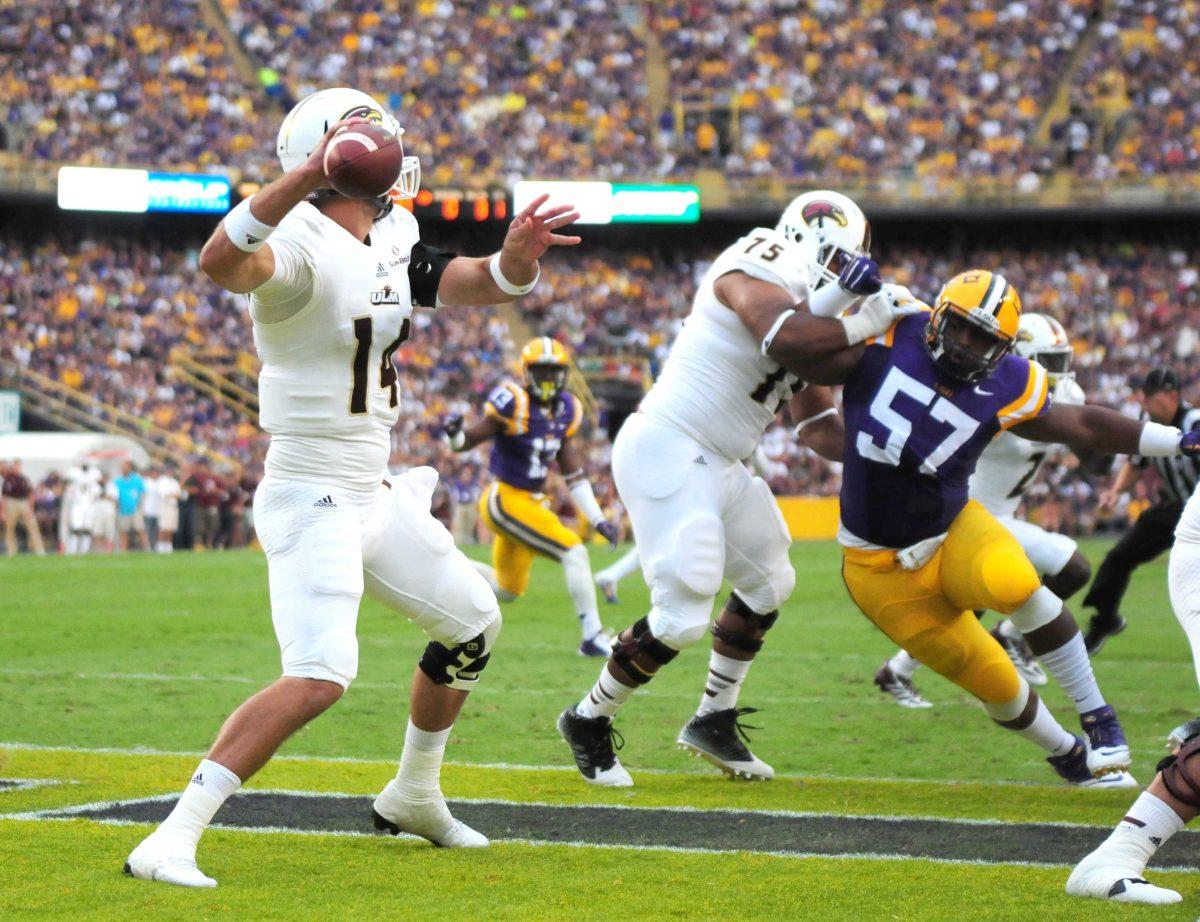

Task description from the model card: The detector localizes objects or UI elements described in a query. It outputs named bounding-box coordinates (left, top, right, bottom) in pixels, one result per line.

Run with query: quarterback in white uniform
left=125, top=88, right=580, bottom=888
left=558, top=190, right=907, bottom=786
left=875, top=315, right=1106, bottom=708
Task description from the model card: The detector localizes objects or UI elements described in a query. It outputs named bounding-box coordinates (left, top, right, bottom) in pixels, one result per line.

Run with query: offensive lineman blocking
left=124, top=88, right=581, bottom=887
left=558, top=191, right=884, bottom=786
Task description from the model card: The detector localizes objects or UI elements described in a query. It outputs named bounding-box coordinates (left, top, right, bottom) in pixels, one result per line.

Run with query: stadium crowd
left=2, top=228, right=1197, bottom=554
left=3, top=1, right=1198, bottom=189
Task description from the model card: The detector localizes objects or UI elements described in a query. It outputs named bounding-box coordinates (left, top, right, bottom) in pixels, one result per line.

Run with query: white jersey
left=640, top=227, right=809, bottom=461
left=250, top=202, right=428, bottom=491
left=969, top=375, right=1085, bottom=517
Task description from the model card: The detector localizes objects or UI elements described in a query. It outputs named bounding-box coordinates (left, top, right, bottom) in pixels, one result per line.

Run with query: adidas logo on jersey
left=376, top=262, right=388, bottom=278
left=693, top=455, right=708, bottom=466
left=313, top=495, right=337, bottom=508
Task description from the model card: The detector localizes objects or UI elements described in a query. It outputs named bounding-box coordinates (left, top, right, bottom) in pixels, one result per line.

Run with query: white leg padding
left=1008, top=584, right=1063, bottom=634
left=563, top=544, right=599, bottom=618
left=1169, top=540, right=1200, bottom=692
left=255, top=478, right=366, bottom=689
left=723, top=473, right=796, bottom=614
left=362, top=469, right=500, bottom=647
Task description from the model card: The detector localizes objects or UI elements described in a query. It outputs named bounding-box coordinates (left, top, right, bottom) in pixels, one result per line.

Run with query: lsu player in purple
left=753, top=269, right=1200, bottom=786
left=446, top=337, right=618, bottom=656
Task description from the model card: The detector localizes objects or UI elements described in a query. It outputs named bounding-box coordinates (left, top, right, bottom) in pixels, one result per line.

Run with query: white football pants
left=612, top=413, right=795, bottom=650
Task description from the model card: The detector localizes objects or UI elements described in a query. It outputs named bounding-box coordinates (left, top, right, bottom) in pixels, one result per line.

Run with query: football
left=322, top=122, right=403, bottom=199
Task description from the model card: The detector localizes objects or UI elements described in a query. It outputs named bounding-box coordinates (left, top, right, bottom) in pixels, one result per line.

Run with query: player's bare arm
left=789, top=385, right=844, bottom=462
left=445, top=414, right=504, bottom=452
left=1012, top=403, right=1196, bottom=458
left=436, top=193, right=581, bottom=306
left=199, top=117, right=369, bottom=294
left=1099, top=458, right=1139, bottom=509
left=558, top=437, right=618, bottom=547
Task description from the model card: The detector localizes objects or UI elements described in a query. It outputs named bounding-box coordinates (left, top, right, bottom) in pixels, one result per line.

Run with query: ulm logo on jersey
left=801, top=200, right=848, bottom=228
left=371, top=285, right=402, bottom=306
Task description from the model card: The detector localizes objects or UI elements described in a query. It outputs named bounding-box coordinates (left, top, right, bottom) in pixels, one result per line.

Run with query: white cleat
left=594, top=575, right=619, bottom=605
left=124, top=832, right=217, bottom=888
left=372, top=780, right=488, bottom=848
left=1066, top=850, right=1182, bottom=905
left=1072, top=770, right=1139, bottom=790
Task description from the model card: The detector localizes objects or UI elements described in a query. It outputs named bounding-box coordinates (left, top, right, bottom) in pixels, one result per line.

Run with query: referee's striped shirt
left=1138, top=405, right=1200, bottom=503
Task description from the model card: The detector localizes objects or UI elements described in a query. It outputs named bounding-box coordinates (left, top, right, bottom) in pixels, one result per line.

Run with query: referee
left=1083, top=367, right=1200, bottom=652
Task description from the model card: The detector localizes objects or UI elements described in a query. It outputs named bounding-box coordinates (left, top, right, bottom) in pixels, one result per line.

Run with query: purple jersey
left=840, top=311, right=1051, bottom=548
left=486, top=381, right=583, bottom=492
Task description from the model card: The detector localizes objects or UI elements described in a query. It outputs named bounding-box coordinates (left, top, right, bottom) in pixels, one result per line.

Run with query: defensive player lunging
left=774, top=269, right=1200, bottom=786
left=558, top=191, right=878, bottom=786
left=445, top=336, right=619, bottom=656
left=875, top=314, right=1096, bottom=708
left=124, top=88, right=580, bottom=887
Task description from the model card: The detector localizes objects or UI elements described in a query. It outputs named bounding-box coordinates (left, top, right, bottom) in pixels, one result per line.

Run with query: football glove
left=1181, top=429, right=1200, bottom=457
left=443, top=415, right=466, bottom=451
left=838, top=256, right=882, bottom=296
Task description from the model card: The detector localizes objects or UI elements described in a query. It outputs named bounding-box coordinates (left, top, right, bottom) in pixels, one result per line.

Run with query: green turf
left=1, top=541, right=1194, bottom=783
left=2, top=540, right=1198, bottom=918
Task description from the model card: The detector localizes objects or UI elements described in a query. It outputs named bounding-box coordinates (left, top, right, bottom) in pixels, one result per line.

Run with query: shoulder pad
left=712, top=227, right=809, bottom=303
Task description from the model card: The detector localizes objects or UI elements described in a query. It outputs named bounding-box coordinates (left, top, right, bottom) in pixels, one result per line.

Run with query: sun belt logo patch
left=801, top=200, right=848, bottom=228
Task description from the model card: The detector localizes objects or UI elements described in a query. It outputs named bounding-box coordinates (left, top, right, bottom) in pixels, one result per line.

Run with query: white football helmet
left=276, top=87, right=420, bottom=205
left=776, top=190, right=872, bottom=289
left=1013, top=312, right=1073, bottom=383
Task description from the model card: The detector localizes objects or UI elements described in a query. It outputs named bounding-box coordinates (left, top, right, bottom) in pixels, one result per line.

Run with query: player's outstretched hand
left=595, top=519, right=620, bottom=549
left=443, top=415, right=465, bottom=450
left=502, top=193, right=582, bottom=261
left=298, top=116, right=371, bottom=190
left=849, top=287, right=925, bottom=342
left=838, top=256, right=882, bottom=296
left=1181, top=429, right=1200, bottom=457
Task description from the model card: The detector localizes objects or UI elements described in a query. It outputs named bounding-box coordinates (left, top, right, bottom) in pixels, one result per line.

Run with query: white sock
left=394, top=719, right=450, bottom=803
left=888, top=649, right=921, bottom=680
left=1094, top=792, right=1186, bottom=873
left=1037, top=633, right=1106, bottom=713
left=563, top=545, right=602, bottom=639
left=1016, top=698, right=1077, bottom=756
left=577, top=667, right=637, bottom=720
left=597, top=548, right=641, bottom=585
left=698, top=652, right=752, bottom=715
left=158, top=759, right=241, bottom=853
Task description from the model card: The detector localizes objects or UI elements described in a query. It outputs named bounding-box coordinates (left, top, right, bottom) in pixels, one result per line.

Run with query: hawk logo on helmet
left=324, top=105, right=384, bottom=133
left=800, top=201, right=848, bottom=228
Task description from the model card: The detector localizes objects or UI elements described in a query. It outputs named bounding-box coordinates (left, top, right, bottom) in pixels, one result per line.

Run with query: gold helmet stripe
left=980, top=272, right=1008, bottom=317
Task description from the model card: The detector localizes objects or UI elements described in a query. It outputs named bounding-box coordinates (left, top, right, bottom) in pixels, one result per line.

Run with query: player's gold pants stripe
left=484, top=484, right=569, bottom=560
left=841, top=501, right=1041, bottom=704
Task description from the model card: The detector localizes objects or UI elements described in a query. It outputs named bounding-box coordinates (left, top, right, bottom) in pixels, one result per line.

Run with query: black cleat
left=677, top=707, right=774, bottom=780
left=557, top=706, right=632, bottom=787
left=1083, top=613, right=1127, bottom=655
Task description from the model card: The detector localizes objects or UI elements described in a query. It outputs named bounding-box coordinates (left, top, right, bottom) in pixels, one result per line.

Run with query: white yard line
left=0, top=740, right=1112, bottom=790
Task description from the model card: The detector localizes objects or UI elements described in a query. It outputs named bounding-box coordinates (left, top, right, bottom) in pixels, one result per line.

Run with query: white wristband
left=760, top=309, right=796, bottom=356
left=808, top=283, right=859, bottom=318
left=568, top=478, right=605, bottom=526
left=448, top=430, right=466, bottom=451
left=223, top=197, right=276, bottom=253
left=1138, top=421, right=1183, bottom=457
left=793, top=407, right=838, bottom=436
left=489, top=252, right=539, bottom=297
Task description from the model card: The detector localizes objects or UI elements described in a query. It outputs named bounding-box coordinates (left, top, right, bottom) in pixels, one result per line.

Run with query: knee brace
left=419, top=612, right=501, bottom=691
left=611, top=616, right=679, bottom=684
left=1159, top=731, right=1200, bottom=810
left=711, top=592, right=779, bottom=654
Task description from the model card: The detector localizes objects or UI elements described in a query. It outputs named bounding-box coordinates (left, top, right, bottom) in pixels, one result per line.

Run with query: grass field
left=2, top=539, right=1199, bottom=919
